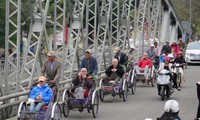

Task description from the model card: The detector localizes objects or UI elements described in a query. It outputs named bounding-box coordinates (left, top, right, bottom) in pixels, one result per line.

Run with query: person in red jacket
left=170, top=41, right=180, bottom=54
left=135, top=52, right=152, bottom=79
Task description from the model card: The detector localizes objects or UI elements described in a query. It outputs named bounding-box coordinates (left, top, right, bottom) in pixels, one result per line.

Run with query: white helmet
left=164, top=100, right=180, bottom=113
left=168, top=54, right=174, bottom=58
left=145, top=118, right=153, bottom=120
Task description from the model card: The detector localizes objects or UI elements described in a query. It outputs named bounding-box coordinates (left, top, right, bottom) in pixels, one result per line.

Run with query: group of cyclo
left=17, top=39, right=186, bottom=120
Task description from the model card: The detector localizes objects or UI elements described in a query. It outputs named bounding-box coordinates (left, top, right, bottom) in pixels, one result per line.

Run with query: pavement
left=7, top=64, right=199, bottom=120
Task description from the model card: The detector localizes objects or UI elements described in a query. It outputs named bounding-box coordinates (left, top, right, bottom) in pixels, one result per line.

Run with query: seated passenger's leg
left=114, top=77, right=120, bottom=84
left=34, top=102, right=47, bottom=112
left=103, top=77, right=112, bottom=85
left=135, top=66, right=140, bottom=74
left=29, top=102, right=36, bottom=112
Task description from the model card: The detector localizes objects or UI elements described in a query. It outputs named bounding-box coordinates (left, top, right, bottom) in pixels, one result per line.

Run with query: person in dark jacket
left=161, top=41, right=171, bottom=55
left=28, top=76, right=53, bottom=112
left=114, top=47, right=128, bottom=66
left=80, top=49, right=98, bottom=75
left=104, top=58, right=125, bottom=85
left=157, top=100, right=181, bottom=120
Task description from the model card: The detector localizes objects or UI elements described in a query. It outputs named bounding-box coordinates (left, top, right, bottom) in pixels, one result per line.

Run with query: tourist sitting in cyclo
left=134, top=52, right=153, bottom=79
left=72, top=68, right=93, bottom=98
left=27, top=76, right=53, bottom=112
left=103, top=58, right=125, bottom=86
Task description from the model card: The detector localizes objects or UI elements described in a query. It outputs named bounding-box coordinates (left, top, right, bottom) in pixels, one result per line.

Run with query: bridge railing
left=0, top=70, right=106, bottom=111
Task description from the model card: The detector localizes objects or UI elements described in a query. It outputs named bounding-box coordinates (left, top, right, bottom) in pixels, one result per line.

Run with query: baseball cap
left=114, top=47, right=120, bottom=53
left=38, top=76, right=46, bottom=82
left=47, top=51, right=56, bottom=57
left=85, top=49, right=92, bottom=54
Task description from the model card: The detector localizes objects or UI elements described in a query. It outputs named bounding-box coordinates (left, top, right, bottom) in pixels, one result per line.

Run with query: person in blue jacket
left=28, top=76, right=53, bottom=112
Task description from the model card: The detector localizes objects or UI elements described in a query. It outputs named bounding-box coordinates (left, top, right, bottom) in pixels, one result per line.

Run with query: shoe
left=176, top=87, right=181, bottom=91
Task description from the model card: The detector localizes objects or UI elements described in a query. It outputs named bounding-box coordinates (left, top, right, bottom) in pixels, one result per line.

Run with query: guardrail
left=0, top=71, right=106, bottom=110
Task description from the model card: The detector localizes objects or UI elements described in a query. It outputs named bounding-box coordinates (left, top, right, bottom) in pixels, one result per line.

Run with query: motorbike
left=157, top=69, right=173, bottom=101
left=173, top=63, right=183, bottom=87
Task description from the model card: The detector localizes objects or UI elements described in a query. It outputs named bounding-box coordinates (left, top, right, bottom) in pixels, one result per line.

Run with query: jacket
left=138, top=58, right=152, bottom=68
left=29, top=84, right=53, bottom=104
left=161, top=45, right=171, bottom=54
left=72, top=75, right=93, bottom=89
left=146, top=49, right=156, bottom=59
left=40, top=59, right=62, bottom=82
left=105, top=65, right=125, bottom=78
left=171, top=44, right=180, bottom=54
left=80, top=56, right=98, bottom=75
left=114, top=52, right=128, bottom=65
left=157, top=112, right=181, bottom=120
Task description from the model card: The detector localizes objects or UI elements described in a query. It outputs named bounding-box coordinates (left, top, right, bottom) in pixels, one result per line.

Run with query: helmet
left=168, top=54, right=174, bottom=58
left=177, top=51, right=182, bottom=55
left=164, top=100, right=180, bottom=113
left=164, top=56, right=170, bottom=61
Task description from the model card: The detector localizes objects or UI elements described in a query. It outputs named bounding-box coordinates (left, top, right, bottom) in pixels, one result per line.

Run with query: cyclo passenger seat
left=78, top=76, right=93, bottom=97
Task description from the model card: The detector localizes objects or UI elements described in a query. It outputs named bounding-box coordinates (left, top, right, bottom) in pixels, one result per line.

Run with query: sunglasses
left=39, top=81, right=44, bottom=83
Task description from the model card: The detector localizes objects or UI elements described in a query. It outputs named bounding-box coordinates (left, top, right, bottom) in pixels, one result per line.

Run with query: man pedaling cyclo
left=40, top=51, right=62, bottom=87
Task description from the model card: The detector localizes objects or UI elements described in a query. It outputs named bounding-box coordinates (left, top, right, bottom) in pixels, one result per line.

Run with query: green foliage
left=0, top=0, right=5, bottom=47
left=171, top=0, right=200, bottom=38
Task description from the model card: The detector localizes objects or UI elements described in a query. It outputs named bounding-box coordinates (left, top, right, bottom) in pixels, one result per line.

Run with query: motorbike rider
left=157, top=56, right=173, bottom=95
left=157, top=100, right=181, bottom=120
left=168, top=54, right=175, bottom=63
left=172, top=51, right=186, bottom=86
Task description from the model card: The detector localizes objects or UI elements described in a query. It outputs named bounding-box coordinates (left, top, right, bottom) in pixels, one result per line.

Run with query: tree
left=171, top=0, right=200, bottom=39
left=0, top=1, right=6, bottom=48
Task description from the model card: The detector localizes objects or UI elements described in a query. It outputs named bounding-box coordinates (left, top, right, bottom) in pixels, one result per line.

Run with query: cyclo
left=99, top=59, right=128, bottom=102
left=62, top=73, right=99, bottom=118
left=132, top=57, right=155, bottom=87
left=17, top=77, right=61, bottom=120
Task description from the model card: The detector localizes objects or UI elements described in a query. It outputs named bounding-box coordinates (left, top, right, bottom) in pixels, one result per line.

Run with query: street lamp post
left=189, top=0, right=192, bottom=41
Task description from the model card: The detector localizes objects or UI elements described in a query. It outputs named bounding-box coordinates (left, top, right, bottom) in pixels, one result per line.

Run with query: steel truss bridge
left=0, top=0, right=183, bottom=119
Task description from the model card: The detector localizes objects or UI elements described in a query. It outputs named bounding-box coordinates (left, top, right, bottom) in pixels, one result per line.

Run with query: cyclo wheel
left=99, top=79, right=104, bottom=101
left=92, top=91, right=99, bottom=118
left=51, top=103, right=61, bottom=120
left=62, top=89, right=70, bottom=117
left=122, top=80, right=128, bottom=102
left=131, top=75, right=136, bottom=95
left=17, top=102, right=27, bottom=120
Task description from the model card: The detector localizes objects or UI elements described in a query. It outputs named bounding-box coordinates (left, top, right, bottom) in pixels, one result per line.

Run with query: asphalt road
left=61, top=64, right=200, bottom=120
